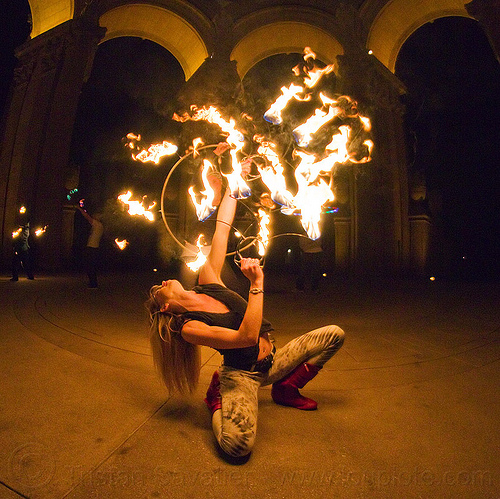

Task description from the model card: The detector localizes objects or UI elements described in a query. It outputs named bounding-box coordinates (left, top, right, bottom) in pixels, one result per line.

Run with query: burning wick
left=115, top=238, right=129, bottom=250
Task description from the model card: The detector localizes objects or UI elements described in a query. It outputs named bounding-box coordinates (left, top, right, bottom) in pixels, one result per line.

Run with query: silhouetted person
left=76, top=203, right=103, bottom=288
left=11, top=222, right=34, bottom=281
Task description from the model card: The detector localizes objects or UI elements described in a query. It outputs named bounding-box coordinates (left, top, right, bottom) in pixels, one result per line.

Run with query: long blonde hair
left=146, top=285, right=201, bottom=395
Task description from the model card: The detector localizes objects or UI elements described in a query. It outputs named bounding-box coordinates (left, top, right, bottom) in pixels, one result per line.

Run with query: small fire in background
left=117, top=190, right=156, bottom=222
left=125, top=133, right=178, bottom=164
left=34, top=225, right=48, bottom=237
left=114, top=238, right=129, bottom=250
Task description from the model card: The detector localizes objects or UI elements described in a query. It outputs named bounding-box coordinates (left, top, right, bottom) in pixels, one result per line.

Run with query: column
left=337, top=51, right=409, bottom=276
left=0, top=19, right=105, bottom=270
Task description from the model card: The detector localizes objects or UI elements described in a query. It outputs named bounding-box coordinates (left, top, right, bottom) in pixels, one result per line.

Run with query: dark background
left=1, top=2, right=499, bottom=280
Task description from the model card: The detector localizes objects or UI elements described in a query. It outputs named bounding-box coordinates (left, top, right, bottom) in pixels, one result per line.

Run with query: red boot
left=204, top=370, right=222, bottom=413
left=271, top=363, right=321, bottom=410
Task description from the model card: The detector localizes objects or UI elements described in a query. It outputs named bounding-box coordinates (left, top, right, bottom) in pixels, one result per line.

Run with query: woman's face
left=154, top=279, right=186, bottom=312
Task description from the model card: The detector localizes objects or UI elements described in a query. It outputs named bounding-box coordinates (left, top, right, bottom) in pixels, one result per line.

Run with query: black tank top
left=181, top=283, right=273, bottom=370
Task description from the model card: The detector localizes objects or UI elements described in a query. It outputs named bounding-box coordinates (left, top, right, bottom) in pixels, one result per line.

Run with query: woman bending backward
left=146, top=187, right=345, bottom=457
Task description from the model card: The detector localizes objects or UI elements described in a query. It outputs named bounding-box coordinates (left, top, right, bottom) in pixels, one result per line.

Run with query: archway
left=231, top=21, right=343, bottom=79
left=366, top=0, right=472, bottom=72
left=395, top=16, right=500, bottom=279
left=28, top=0, right=74, bottom=37
left=99, top=4, right=209, bottom=81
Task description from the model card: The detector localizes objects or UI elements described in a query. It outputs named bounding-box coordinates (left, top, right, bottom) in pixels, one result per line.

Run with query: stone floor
left=0, top=269, right=498, bottom=499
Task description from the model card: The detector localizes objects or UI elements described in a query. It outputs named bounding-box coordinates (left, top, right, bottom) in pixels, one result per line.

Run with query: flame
left=129, top=47, right=374, bottom=260
left=259, top=51, right=373, bottom=240
left=225, top=149, right=252, bottom=199
left=359, top=116, right=372, bottom=132
left=254, top=137, right=295, bottom=208
left=115, top=238, right=129, bottom=250
left=257, top=209, right=271, bottom=256
left=188, top=159, right=218, bottom=221
left=133, top=141, right=178, bottom=164
left=117, top=191, right=156, bottom=222
left=300, top=48, right=335, bottom=88
left=174, top=106, right=245, bottom=148
left=127, top=133, right=141, bottom=141
left=293, top=105, right=340, bottom=147
left=19, top=206, right=26, bottom=214
left=186, top=234, right=208, bottom=272
left=34, top=225, right=48, bottom=237
left=174, top=106, right=251, bottom=199
left=189, top=137, right=204, bottom=157
left=12, top=227, right=22, bottom=238
left=263, top=83, right=305, bottom=125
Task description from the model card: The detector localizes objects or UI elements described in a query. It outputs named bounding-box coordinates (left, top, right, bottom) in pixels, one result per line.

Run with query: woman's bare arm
left=198, top=188, right=237, bottom=285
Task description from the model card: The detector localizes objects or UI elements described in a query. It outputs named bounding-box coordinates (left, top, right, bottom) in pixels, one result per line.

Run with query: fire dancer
left=76, top=202, right=104, bottom=288
left=146, top=185, right=344, bottom=458
left=11, top=222, right=34, bottom=281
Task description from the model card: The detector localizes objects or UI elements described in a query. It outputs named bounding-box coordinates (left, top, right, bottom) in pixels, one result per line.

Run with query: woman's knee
left=321, top=325, right=345, bottom=347
left=333, top=325, right=345, bottom=343
left=218, top=430, right=255, bottom=457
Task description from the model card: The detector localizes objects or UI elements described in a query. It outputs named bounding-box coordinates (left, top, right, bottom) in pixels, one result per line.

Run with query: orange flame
left=117, top=191, right=156, bottom=222
left=174, top=106, right=251, bottom=199
left=257, top=209, right=271, bottom=256
left=115, top=238, right=129, bottom=250
left=175, top=106, right=245, bottom=148
left=254, top=137, right=295, bottom=208
left=34, top=225, right=48, bottom=237
left=188, top=159, right=217, bottom=221
left=12, top=228, right=22, bottom=238
left=133, top=141, right=178, bottom=164
left=263, top=83, right=305, bottom=125
left=186, top=234, right=208, bottom=272
left=189, top=137, right=204, bottom=157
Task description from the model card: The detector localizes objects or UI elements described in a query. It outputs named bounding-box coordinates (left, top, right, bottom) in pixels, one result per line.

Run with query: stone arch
left=98, top=5, right=209, bottom=81
left=28, top=0, right=74, bottom=37
left=366, top=0, right=472, bottom=72
left=231, top=22, right=344, bottom=79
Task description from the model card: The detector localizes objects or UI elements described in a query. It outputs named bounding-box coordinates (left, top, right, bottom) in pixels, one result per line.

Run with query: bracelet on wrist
left=249, top=287, right=264, bottom=295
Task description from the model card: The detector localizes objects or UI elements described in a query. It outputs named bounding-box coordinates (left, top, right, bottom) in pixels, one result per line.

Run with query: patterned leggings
left=212, top=325, right=345, bottom=457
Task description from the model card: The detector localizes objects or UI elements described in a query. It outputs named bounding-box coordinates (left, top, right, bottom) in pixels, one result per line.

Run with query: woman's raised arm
left=198, top=188, right=237, bottom=285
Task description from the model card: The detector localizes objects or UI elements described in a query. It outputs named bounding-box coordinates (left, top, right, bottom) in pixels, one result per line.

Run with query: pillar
left=0, top=19, right=105, bottom=271
left=336, top=51, right=409, bottom=276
